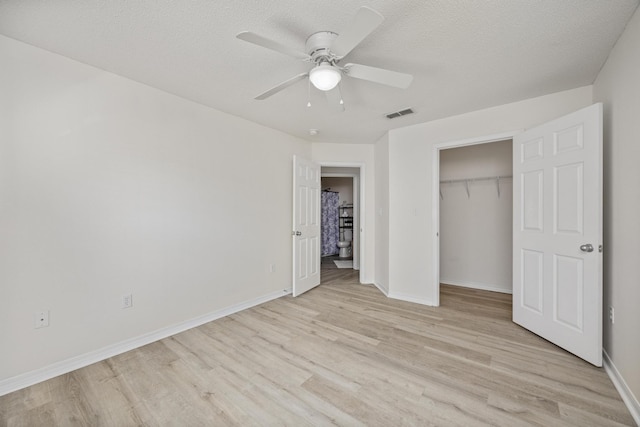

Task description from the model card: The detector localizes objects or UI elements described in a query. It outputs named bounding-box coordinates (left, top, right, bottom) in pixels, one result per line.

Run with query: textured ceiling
left=0, top=0, right=638, bottom=144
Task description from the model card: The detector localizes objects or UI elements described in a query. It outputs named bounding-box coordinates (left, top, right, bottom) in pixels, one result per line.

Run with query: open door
left=513, top=103, right=602, bottom=366
left=292, top=155, right=321, bottom=296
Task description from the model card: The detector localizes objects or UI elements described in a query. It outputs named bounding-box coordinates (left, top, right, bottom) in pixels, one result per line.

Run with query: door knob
left=295, top=231, right=302, bottom=236
left=580, top=244, right=594, bottom=253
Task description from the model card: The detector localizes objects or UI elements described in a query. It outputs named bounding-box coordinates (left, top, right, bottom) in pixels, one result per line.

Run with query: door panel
left=522, top=137, right=544, bottom=162
left=522, top=170, right=544, bottom=232
left=513, top=103, right=602, bottom=366
left=554, top=254, right=583, bottom=330
left=555, top=125, right=583, bottom=154
left=522, top=249, right=544, bottom=313
left=555, top=163, right=583, bottom=234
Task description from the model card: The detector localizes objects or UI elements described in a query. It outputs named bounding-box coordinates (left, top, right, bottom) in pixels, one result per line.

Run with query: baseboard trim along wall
left=374, top=282, right=436, bottom=306
left=603, top=350, right=640, bottom=426
left=387, top=291, right=435, bottom=306
left=440, top=279, right=512, bottom=294
left=0, top=288, right=291, bottom=397
left=373, top=281, right=389, bottom=296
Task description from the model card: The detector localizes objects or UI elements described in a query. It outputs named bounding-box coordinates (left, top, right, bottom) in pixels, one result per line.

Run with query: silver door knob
left=295, top=231, right=302, bottom=236
left=580, top=244, right=594, bottom=253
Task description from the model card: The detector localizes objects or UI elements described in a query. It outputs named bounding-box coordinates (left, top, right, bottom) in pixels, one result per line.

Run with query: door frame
left=431, top=131, right=520, bottom=306
left=319, top=162, right=366, bottom=284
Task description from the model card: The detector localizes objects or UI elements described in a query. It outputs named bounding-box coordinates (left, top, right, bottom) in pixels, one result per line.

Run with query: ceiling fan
left=236, top=7, right=413, bottom=109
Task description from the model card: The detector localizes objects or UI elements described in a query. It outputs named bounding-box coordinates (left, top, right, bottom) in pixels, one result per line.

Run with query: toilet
left=337, top=240, right=351, bottom=258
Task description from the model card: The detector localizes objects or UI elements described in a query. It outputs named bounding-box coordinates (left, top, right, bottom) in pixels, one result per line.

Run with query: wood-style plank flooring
left=0, top=260, right=634, bottom=426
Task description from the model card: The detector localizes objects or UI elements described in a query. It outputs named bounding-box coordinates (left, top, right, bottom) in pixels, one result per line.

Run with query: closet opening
left=437, top=139, right=514, bottom=302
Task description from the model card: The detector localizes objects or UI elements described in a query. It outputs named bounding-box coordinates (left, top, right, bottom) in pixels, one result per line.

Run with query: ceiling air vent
left=385, top=108, right=414, bottom=119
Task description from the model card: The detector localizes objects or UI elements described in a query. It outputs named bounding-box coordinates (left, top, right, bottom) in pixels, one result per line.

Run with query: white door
left=513, top=103, right=602, bottom=366
left=292, top=155, right=321, bottom=296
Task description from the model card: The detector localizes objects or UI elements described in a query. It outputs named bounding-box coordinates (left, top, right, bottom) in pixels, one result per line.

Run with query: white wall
left=312, top=143, right=375, bottom=283
left=374, top=134, right=389, bottom=294
left=593, top=6, right=640, bottom=412
left=322, top=177, right=353, bottom=205
left=0, top=36, right=311, bottom=385
left=439, top=140, right=513, bottom=293
left=387, top=86, right=593, bottom=305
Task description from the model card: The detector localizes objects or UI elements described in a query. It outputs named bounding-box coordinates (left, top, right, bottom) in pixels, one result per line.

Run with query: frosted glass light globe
left=309, top=64, right=341, bottom=91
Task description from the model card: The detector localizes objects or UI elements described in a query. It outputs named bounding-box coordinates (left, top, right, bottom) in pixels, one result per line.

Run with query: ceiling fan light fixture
left=309, top=64, right=341, bottom=91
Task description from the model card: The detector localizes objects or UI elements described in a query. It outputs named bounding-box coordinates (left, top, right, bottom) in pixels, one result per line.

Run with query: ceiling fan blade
left=237, top=31, right=310, bottom=60
left=254, top=73, right=308, bottom=100
left=325, top=86, right=345, bottom=112
left=331, top=7, right=384, bottom=59
left=344, top=63, right=413, bottom=89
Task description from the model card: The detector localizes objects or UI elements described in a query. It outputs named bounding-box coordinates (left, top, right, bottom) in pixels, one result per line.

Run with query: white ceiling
left=1, top=1, right=637, bottom=144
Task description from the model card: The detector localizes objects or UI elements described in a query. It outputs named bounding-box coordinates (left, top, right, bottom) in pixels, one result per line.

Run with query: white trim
left=603, top=350, right=640, bottom=425
left=319, top=162, right=366, bottom=284
left=433, top=130, right=520, bottom=306
left=388, top=291, right=436, bottom=306
left=440, top=279, right=512, bottom=294
left=373, top=281, right=389, bottom=296
left=432, top=148, right=441, bottom=306
left=0, top=289, right=289, bottom=397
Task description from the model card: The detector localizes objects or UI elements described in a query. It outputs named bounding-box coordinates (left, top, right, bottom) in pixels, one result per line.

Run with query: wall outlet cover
left=122, top=294, right=133, bottom=309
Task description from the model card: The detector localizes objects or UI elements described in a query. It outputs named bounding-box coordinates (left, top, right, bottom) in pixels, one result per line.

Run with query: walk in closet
left=439, top=140, right=513, bottom=294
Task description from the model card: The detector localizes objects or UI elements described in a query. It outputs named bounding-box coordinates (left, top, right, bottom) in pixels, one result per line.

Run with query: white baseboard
left=373, top=281, right=389, bottom=296
left=440, top=278, right=512, bottom=294
left=0, top=288, right=290, bottom=397
left=388, top=291, right=436, bottom=306
left=374, top=282, right=436, bottom=306
left=603, top=349, right=640, bottom=425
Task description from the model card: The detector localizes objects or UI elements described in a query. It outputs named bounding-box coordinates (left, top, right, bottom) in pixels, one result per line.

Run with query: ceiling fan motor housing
left=306, top=31, right=339, bottom=64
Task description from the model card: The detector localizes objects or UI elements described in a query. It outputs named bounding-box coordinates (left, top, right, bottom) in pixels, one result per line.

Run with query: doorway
left=321, top=176, right=354, bottom=265
left=438, top=140, right=513, bottom=296
left=320, top=165, right=363, bottom=282
left=432, top=131, right=518, bottom=306
left=430, top=105, right=602, bottom=366
left=292, top=158, right=366, bottom=297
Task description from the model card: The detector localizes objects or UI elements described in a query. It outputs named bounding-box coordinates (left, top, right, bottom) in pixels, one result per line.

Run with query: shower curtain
left=321, top=191, right=340, bottom=256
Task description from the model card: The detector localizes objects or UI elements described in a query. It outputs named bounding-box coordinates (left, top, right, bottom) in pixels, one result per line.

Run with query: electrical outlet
left=122, top=294, right=133, bottom=309
left=609, top=306, right=615, bottom=324
left=34, top=310, right=49, bottom=329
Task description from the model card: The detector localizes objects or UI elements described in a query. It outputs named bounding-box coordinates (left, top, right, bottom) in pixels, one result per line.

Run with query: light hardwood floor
left=0, top=262, right=634, bottom=426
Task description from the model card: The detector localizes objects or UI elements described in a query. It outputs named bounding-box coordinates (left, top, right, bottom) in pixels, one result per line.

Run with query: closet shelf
left=439, top=175, right=512, bottom=199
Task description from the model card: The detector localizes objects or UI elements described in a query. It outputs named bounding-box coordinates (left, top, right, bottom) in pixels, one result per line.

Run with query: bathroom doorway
left=321, top=177, right=353, bottom=268
left=321, top=167, right=360, bottom=274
